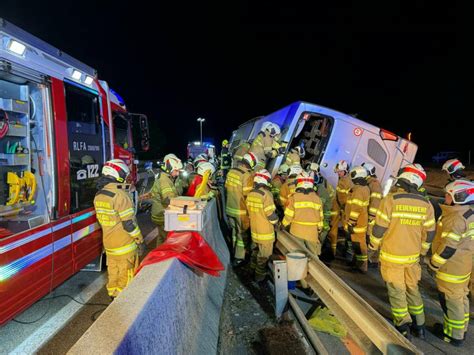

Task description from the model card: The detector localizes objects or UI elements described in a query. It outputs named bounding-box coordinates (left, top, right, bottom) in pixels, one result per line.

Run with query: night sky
left=1, top=1, right=469, bottom=162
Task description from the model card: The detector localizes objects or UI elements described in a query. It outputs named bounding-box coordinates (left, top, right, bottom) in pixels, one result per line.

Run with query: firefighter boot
left=396, top=323, right=412, bottom=340
left=410, top=321, right=426, bottom=340
left=433, top=323, right=464, bottom=347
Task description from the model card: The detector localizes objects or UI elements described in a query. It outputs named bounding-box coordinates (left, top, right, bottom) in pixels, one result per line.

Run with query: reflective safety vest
left=94, top=182, right=143, bottom=258
left=430, top=204, right=474, bottom=284
left=279, top=177, right=297, bottom=207
left=335, top=174, right=353, bottom=208
left=367, top=176, right=383, bottom=219
left=282, top=189, right=324, bottom=242
left=225, top=166, right=253, bottom=219
left=345, top=184, right=370, bottom=234
left=246, top=186, right=279, bottom=242
left=370, top=188, right=436, bottom=264
left=151, top=172, right=178, bottom=225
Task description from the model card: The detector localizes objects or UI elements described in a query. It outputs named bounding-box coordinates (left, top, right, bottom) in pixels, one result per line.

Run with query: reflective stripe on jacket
left=246, top=186, right=278, bottom=242
left=225, top=166, right=253, bottom=220
left=345, top=184, right=370, bottom=234
left=151, top=172, right=178, bottom=224
left=367, top=176, right=383, bottom=218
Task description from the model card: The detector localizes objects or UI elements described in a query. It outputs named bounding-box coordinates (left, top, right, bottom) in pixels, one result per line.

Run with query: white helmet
left=398, top=163, right=426, bottom=189
left=278, top=163, right=289, bottom=175
left=296, top=171, right=314, bottom=189
left=350, top=166, right=368, bottom=181
left=197, top=161, right=215, bottom=176
left=193, top=153, right=208, bottom=166
left=261, top=121, right=281, bottom=137
left=254, top=169, right=272, bottom=186
left=442, top=159, right=465, bottom=175
left=289, top=164, right=303, bottom=177
left=362, top=162, right=376, bottom=177
left=163, top=154, right=183, bottom=173
left=102, top=159, right=130, bottom=183
left=294, top=145, right=305, bottom=158
left=445, top=180, right=474, bottom=204
left=242, top=152, right=258, bottom=169
left=334, top=160, right=349, bottom=173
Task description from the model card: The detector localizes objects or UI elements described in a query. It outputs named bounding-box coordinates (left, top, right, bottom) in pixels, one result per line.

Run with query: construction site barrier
left=68, top=199, right=230, bottom=355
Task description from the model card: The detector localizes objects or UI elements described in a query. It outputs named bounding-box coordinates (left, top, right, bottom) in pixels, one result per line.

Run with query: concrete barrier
left=68, top=199, right=230, bottom=355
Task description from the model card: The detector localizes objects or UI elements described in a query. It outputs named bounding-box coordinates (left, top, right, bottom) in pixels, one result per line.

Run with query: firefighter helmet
left=350, top=166, right=368, bottom=181
left=445, top=180, right=474, bottom=204
left=362, top=162, right=376, bottom=177
left=307, top=162, right=320, bottom=173
left=334, top=160, right=349, bottom=173
left=442, top=159, right=465, bottom=175
left=294, top=145, right=305, bottom=158
left=289, top=164, right=303, bottom=177
left=242, top=152, right=258, bottom=169
left=163, top=154, right=183, bottom=173
left=278, top=163, right=290, bottom=175
left=102, top=159, right=130, bottom=183
left=398, top=163, right=426, bottom=189
left=197, top=161, right=215, bottom=176
left=222, top=139, right=229, bottom=147
left=261, top=121, right=281, bottom=137
left=296, top=171, right=314, bottom=189
left=254, top=169, right=272, bottom=186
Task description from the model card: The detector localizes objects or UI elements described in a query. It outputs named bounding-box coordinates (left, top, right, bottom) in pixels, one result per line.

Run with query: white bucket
left=286, top=252, right=308, bottom=281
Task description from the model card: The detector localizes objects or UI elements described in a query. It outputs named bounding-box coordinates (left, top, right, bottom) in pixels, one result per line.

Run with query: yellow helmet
left=222, top=139, right=229, bottom=147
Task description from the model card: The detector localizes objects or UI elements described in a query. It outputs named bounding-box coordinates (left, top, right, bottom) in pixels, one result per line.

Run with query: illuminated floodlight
left=84, top=76, right=94, bottom=85
left=7, top=40, right=26, bottom=56
left=72, top=70, right=82, bottom=80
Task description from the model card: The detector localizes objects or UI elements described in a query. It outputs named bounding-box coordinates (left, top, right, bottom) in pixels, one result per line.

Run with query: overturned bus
left=229, top=101, right=417, bottom=188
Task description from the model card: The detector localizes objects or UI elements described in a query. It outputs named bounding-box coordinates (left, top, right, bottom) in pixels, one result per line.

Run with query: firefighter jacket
left=232, top=142, right=250, bottom=166
left=285, top=150, right=300, bottom=167
left=336, top=174, right=353, bottom=208
left=246, top=184, right=279, bottom=243
left=279, top=176, right=297, bottom=207
left=367, top=176, right=383, bottom=219
left=94, top=182, right=143, bottom=258
left=430, top=204, right=474, bottom=284
left=220, top=147, right=231, bottom=170
left=344, top=183, right=370, bottom=234
left=151, top=172, right=178, bottom=225
left=282, top=188, right=324, bottom=242
left=369, top=187, right=436, bottom=264
left=250, top=132, right=278, bottom=166
left=225, top=165, right=253, bottom=222
left=315, top=178, right=333, bottom=231
left=271, top=175, right=285, bottom=201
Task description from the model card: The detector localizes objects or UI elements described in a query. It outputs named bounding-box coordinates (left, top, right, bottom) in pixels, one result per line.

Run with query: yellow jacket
left=367, top=176, right=383, bottom=219
left=250, top=132, right=277, bottom=167
left=335, top=174, right=353, bottom=208
left=246, top=185, right=279, bottom=242
left=279, top=177, right=297, bottom=207
left=345, top=184, right=370, bottom=234
left=225, top=165, right=253, bottom=226
left=151, top=172, right=178, bottom=225
left=94, top=182, right=143, bottom=258
left=370, top=188, right=436, bottom=265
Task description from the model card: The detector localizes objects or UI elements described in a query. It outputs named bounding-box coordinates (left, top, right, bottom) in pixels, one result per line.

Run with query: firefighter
left=94, top=159, right=143, bottom=298
left=428, top=180, right=474, bottom=347
left=362, top=162, right=383, bottom=265
left=246, top=169, right=279, bottom=282
left=368, top=168, right=436, bottom=339
left=271, top=164, right=289, bottom=206
left=328, top=160, right=353, bottom=257
left=220, top=139, right=232, bottom=180
left=250, top=121, right=281, bottom=169
left=442, top=159, right=468, bottom=182
left=188, top=161, right=216, bottom=200
left=279, top=164, right=303, bottom=208
left=285, top=145, right=305, bottom=167
left=344, top=166, right=371, bottom=272
left=282, top=172, right=324, bottom=256
left=232, top=141, right=251, bottom=168
left=307, top=163, right=333, bottom=247
left=150, top=154, right=182, bottom=246
left=225, top=152, right=258, bottom=265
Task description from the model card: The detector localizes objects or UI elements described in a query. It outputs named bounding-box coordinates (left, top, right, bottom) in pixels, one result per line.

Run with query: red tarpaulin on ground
left=136, top=231, right=225, bottom=277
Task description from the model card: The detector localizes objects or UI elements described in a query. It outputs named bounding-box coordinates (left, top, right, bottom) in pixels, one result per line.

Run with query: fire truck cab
left=0, top=18, right=148, bottom=325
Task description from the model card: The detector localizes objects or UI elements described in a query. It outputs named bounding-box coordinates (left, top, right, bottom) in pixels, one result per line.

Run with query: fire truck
left=0, top=18, right=149, bottom=325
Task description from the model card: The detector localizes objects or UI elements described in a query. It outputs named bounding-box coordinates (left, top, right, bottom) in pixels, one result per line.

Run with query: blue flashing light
left=109, top=88, right=125, bottom=105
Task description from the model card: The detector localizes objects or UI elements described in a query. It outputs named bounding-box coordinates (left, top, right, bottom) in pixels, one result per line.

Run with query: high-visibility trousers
left=381, top=261, right=425, bottom=327
left=228, top=216, right=250, bottom=260
left=328, top=201, right=344, bottom=255
left=251, top=241, right=273, bottom=281
left=350, top=232, right=368, bottom=272
left=437, top=277, right=470, bottom=340
left=106, top=252, right=139, bottom=298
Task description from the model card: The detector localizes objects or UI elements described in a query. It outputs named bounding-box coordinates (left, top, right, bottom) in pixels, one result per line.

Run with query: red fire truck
left=0, top=18, right=149, bottom=325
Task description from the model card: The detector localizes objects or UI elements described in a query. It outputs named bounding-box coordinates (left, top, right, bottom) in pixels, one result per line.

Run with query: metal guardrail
left=276, top=230, right=422, bottom=355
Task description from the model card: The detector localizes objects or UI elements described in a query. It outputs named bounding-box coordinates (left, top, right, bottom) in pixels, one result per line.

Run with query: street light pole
left=197, top=117, right=205, bottom=144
